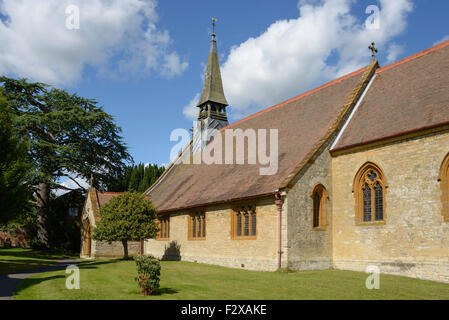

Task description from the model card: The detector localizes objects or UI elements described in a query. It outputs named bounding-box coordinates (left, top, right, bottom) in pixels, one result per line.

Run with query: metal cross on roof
left=369, top=42, right=378, bottom=60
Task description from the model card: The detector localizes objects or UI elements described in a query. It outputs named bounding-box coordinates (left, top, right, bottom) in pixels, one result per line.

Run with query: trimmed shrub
left=134, top=255, right=161, bottom=295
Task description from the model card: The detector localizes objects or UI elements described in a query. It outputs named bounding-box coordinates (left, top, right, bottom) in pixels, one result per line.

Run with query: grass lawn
left=13, top=259, right=449, bottom=300
left=0, top=248, right=76, bottom=275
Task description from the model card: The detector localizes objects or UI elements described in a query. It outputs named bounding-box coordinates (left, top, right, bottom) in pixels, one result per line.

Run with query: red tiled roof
left=96, top=191, right=123, bottom=208
left=332, top=40, right=449, bottom=151
left=147, top=67, right=367, bottom=212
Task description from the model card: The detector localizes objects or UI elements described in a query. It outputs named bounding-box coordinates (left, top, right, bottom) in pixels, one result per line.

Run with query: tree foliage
left=106, top=163, right=165, bottom=193
left=0, top=90, right=30, bottom=224
left=0, top=77, right=131, bottom=190
left=0, top=76, right=132, bottom=244
left=93, top=192, right=158, bottom=259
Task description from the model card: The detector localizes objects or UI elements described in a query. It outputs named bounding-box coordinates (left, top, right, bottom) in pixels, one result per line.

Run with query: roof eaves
left=157, top=191, right=276, bottom=214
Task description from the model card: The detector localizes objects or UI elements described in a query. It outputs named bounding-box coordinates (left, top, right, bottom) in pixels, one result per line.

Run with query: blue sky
left=1, top=0, right=448, bottom=170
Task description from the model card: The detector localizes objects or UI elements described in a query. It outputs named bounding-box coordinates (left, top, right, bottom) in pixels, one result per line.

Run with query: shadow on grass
left=154, top=287, right=179, bottom=295
left=0, top=259, right=56, bottom=275
left=0, top=248, right=76, bottom=260
left=14, top=275, right=65, bottom=295
left=76, top=259, right=121, bottom=270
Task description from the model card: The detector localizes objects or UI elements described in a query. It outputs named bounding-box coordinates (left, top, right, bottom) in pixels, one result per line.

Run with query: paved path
left=0, top=259, right=79, bottom=300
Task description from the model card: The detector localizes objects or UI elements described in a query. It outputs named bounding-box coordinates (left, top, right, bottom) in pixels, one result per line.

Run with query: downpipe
left=275, top=190, right=284, bottom=270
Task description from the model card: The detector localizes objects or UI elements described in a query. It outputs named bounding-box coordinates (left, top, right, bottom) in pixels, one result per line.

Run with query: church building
left=82, top=31, right=449, bottom=283
left=80, top=187, right=140, bottom=258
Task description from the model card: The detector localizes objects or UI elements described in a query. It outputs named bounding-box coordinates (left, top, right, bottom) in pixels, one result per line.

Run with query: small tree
left=93, top=192, right=158, bottom=259
left=134, top=255, right=161, bottom=295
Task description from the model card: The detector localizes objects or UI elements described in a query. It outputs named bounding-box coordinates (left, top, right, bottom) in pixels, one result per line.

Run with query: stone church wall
left=286, top=142, right=333, bottom=270
left=145, top=197, right=279, bottom=271
left=332, top=131, right=449, bottom=283
left=91, top=240, right=140, bottom=258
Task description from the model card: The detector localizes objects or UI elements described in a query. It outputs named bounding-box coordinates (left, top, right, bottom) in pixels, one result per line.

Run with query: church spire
left=192, top=18, right=229, bottom=153
left=196, top=18, right=228, bottom=114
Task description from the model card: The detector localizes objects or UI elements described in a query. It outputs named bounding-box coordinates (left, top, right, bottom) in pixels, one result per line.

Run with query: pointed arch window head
left=354, top=162, right=387, bottom=225
left=439, top=152, right=449, bottom=222
left=311, top=184, right=328, bottom=230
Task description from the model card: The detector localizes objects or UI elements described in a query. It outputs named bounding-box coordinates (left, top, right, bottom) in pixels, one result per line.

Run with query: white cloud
left=386, top=43, right=405, bottom=63
left=219, top=0, right=413, bottom=118
left=434, top=35, right=449, bottom=46
left=161, top=52, right=189, bottom=78
left=0, top=0, right=188, bottom=85
left=183, top=92, right=200, bottom=120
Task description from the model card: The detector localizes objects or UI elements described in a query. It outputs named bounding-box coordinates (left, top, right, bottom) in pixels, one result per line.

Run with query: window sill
left=156, top=238, right=170, bottom=241
left=356, top=221, right=386, bottom=226
left=188, top=237, right=206, bottom=241
left=232, top=236, right=257, bottom=240
left=312, top=226, right=327, bottom=231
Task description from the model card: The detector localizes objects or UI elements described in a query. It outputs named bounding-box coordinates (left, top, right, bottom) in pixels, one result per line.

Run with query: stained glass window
left=363, top=184, right=372, bottom=222
left=375, top=183, right=383, bottom=221
left=368, top=171, right=377, bottom=182
left=355, top=163, right=386, bottom=224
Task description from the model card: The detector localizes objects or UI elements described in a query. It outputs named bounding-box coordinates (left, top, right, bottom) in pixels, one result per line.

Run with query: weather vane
left=369, top=42, right=378, bottom=60
left=212, top=17, right=218, bottom=35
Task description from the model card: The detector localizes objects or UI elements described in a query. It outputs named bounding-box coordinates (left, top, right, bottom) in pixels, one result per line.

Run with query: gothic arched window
left=439, top=152, right=449, bottom=222
left=354, top=162, right=387, bottom=224
left=311, top=184, right=328, bottom=230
